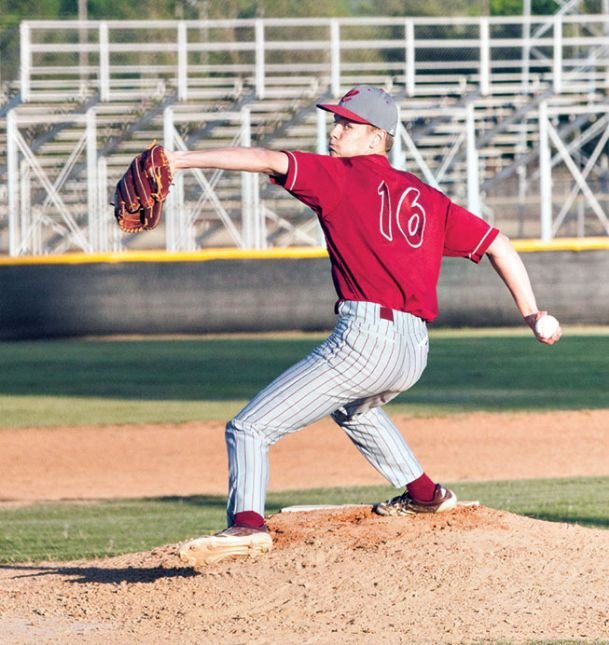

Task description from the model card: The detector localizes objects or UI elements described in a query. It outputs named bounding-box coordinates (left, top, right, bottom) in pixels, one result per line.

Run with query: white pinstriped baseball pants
left=225, top=300, right=429, bottom=524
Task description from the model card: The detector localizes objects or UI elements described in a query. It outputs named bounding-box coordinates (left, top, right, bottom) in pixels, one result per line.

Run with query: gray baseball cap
left=317, top=85, right=398, bottom=136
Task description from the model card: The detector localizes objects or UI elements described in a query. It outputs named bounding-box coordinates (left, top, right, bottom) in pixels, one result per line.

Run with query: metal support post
left=7, top=110, right=20, bottom=255
left=254, top=172, right=266, bottom=248
left=239, top=107, right=264, bottom=248
left=19, top=23, right=31, bottom=102
left=330, top=19, right=341, bottom=97
left=466, top=102, right=481, bottom=216
left=177, top=21, right=188, bottom=101
left=538, top=101, right=553, bottom=241
left=479, top=18, right=490, bottom=96
left=255, top=19, right=265, bottom=100
left=553, top=16, right=563, bottom=95
left=315, top=109, right=329, bottom=247
left=78, top=0, right=89, bottom=97
left=317, top=108, right=328, bottom=155
left=521, top=0, right=531, bottom=94
left=405, top=20, right=415, bottom=97
left=20, top=162, right=32, bottom=254
left=86, top=108, right=98, bottom=251
left=163, top=107, right=179, bottom=251
left=391, top=105, right=405, bottom=170
left=240, top=107, right=255, bottom=248
left=97, top=156, right=111, bottom=252
left=99, top=22, right=110, bottom=101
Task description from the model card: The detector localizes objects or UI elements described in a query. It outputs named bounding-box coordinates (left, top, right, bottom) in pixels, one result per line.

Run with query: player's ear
left=374, top=130, right=387, bottom=149
left=370, top=129, right=384, bottom=149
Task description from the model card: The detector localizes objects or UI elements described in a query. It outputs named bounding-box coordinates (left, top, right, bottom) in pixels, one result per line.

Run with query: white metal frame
left=6, top=107, right=114, bottom=255
left=18, top=14, right=609, bottom=102
left=6, top=97, right=609, bottom=255
left=538, top=100, right=609, bottom=240
left=5, top=13, right=609, bottom=255
left=161, top=107, right=322, bottom=251
left=162, top=107, right=251, bottom=251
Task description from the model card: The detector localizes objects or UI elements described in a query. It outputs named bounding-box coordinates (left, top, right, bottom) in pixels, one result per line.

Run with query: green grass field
left=0, top=327, right=608, bottom=427
left=0, top=328, right=608, bottom=564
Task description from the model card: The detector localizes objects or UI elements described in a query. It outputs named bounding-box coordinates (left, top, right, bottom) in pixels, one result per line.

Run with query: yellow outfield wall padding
left=0, top=247, right=329, bottom=266
left=0, top=237, right=607, bottom=267
left=511, top=237, right=609, bottom=253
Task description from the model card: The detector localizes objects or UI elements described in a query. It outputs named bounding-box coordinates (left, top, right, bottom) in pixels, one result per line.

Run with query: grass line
left=1, top=477, right=608, bottom=564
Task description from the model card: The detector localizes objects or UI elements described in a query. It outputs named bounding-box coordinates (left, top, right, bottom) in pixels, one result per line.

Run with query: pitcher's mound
left=3, top=505, right=609, bottom=644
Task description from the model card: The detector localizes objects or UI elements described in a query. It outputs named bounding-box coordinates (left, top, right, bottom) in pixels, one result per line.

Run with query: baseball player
left=169, top=85, right=561, bottom=568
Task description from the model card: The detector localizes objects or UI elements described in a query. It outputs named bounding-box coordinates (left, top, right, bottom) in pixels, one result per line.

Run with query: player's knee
left=225, top=417, right=269, bottom=444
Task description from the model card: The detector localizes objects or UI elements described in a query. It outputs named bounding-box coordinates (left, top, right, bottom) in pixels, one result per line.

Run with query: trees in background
left=0, top=0, right=605, bottom=84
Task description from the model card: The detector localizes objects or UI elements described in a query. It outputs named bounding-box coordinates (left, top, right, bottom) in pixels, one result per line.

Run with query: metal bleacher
left=1, top=13, right=609, bottom=256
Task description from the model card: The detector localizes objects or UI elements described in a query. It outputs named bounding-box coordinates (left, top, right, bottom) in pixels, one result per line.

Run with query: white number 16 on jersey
left=378, top=181, right=426, bottom=248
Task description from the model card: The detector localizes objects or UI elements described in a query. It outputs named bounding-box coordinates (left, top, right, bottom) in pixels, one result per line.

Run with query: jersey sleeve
left=271, top=151, right=345, bottom=213
left=443, top=200, right=500, bottom=263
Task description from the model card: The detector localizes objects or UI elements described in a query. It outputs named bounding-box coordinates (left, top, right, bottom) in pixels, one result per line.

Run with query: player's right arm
left=166, top=147, right=289, bottom=178
left=486, top=232, right=561, bottom=345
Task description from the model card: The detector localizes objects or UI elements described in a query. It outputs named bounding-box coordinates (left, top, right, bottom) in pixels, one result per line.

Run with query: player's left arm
left=485, top=233, right=561, bottom=345
left=166, top=147, right=289, bottom=177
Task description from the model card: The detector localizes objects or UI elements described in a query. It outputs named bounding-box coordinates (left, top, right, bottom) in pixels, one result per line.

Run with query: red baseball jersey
left=276, top=151, right=500, bottom=321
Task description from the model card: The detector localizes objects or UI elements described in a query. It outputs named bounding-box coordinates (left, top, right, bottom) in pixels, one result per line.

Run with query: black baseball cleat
left=373, top=484, right=457, bottom=516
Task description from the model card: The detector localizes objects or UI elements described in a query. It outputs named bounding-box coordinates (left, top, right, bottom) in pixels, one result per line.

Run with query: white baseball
left=535, top=314, right=560, bottom=338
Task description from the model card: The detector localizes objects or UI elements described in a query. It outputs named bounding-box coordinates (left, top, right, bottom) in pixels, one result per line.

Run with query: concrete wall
left=0, top=249, right=607, bottom=340
left=436, top=249, right=609, bottom=327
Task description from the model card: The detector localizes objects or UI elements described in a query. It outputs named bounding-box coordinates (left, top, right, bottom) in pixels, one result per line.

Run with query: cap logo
left=340, top=88, right=360, bottom=103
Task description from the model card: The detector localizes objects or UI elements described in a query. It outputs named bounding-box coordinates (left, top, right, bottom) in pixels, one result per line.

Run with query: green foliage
left=489, top=0, right=557, bottom=15
left=0, top=0, right=64, bottom=24
left=1, top=476, right=608, bottom=563
left=490, top=0, right=605, bottom=15
left=350, top=0, right=483, bottom=17
left=2, top=0, right=600, bottom=27
left=255, top=0, right=352, bottom=18
left=87, top=0, right=175, bottom=20
left=1, top=0, right=602, bottom=83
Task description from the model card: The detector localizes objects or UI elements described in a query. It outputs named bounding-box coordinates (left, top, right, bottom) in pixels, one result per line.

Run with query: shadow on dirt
left=0, top=562, right=198, bottom=584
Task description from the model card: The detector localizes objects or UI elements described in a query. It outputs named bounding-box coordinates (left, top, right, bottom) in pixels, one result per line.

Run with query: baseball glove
left=113, top=143, right=173, bottom=233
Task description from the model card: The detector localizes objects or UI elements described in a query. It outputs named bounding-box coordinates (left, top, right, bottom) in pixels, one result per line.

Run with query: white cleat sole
left=179, top=533, right=273, bottom=567
left=435, top=494, right=458, bottom=513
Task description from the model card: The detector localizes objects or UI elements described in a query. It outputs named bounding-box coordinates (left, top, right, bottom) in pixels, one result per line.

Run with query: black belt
left=335, top=301, right=395, bottom=322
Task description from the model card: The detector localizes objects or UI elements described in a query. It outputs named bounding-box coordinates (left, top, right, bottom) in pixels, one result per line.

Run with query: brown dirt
left=1, top=409, right=609, bottom=644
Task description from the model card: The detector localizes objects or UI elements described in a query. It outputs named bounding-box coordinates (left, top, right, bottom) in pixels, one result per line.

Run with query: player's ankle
left=406, top=473, right=437, bottom=502
left=233, top=510, right=266, bottom=529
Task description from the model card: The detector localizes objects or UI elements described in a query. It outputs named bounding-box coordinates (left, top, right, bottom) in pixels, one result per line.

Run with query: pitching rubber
left=280, top=501, right=480, bottom=513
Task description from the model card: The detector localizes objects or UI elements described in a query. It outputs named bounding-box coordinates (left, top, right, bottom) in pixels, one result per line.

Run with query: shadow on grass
left=150, top=494, right=227, bottom=509
left=0, top=562, right=198, bottom=584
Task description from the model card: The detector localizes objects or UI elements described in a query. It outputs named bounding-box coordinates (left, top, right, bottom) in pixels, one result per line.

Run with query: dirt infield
left=1, top=409, right=609, bottom=644
left=2, top=410, right=609, bottom=502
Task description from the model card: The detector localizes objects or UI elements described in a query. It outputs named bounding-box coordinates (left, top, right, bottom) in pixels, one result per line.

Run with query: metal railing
left=3, top=14, right=609, bottom=256
left=18, top=14, right=609, bottom=102
left=4, top=97, right=609, bottom=256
